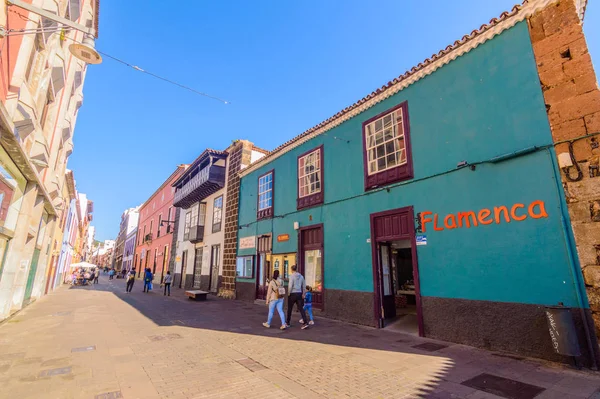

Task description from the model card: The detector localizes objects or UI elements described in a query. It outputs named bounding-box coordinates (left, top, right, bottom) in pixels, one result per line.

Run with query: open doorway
left=371, top=207, right=423, bottom=336
left=380, top=240, right=419, bottom=335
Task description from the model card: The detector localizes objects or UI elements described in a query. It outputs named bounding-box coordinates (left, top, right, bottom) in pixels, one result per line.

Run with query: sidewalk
left=0, top=275, right=599, bottom=399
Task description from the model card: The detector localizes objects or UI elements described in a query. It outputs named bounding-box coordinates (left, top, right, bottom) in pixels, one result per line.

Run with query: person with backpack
left=263, top=270, right=287, bottom=330
left=143, top=268, right=153, bottom=293
left=126, top=268, right=136, bottom=293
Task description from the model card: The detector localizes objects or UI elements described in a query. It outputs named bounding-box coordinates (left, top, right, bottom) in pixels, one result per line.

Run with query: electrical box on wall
left=558, top=152, right=573, bottom=168
left=293, top=222, right=299, bottom=230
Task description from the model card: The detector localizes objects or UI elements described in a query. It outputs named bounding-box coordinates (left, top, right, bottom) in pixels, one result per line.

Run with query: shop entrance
left=255, top=235, right=273, bottom=301
left=371, top=207, right=423, bottom=336
left=299, top=224, right=324, bottom=309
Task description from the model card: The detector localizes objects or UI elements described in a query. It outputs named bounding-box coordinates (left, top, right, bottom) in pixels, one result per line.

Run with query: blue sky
left=70, top=0, right=600, bottom=241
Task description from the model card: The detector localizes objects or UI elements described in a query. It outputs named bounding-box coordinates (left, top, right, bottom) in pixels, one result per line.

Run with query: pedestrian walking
left=299, top=285, right=315, bottom=325
left=286, top=265, right=309, bottom=329
left=93, top=269, right=99, bottom=284
left=109, top=268, right=115, bottom=280
left=163, top=271, right=172, bottom=296
left=263, top=270, right=287, bottom=329
left=143, top=268, right=153, bottom=293
left=126, top=268, right=136, bottom=293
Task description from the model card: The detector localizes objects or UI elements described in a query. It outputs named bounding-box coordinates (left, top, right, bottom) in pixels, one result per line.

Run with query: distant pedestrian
left=143, top=268, right=153, bottom=293
left=286, top=265, right=309, bottom=329
left=109, top=268, right=115, bottom=280
left=299, top=286, right=315, bottom=325
left=163, top=271, right=172, bottom=296
left=263, top=270, right=287, bottom=329
left=126, top=268, right=136, bottom=293
left=93, top=269, right=99, bottom=284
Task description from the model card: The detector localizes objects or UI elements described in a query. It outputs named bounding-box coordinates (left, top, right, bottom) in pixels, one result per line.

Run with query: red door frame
left=370, top=206, right=424, bottom=336
left=297, top=223, right=325, bottom=310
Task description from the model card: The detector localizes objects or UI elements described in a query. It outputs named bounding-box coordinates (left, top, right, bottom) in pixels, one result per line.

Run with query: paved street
left=1, top=275, right=600, bottom=399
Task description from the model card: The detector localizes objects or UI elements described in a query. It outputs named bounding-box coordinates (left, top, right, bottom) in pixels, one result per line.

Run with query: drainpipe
left=547, top=147, right=599, bottom=370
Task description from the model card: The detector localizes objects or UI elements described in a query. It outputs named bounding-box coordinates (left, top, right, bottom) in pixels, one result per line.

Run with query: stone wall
left=218, top=140, right=254, bottom=299
left=528, top=0, right=600, bottom=332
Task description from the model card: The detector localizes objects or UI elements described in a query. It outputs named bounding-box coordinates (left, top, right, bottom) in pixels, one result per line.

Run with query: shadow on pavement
left=75, top=276, right=566, bottom=399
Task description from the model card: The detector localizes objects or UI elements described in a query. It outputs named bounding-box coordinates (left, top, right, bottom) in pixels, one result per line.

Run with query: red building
left=135, top=166, right=187, bottom=282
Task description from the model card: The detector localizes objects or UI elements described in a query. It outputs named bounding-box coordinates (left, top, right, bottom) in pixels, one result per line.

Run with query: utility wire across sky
left=96, top=51, right=230, bottom=105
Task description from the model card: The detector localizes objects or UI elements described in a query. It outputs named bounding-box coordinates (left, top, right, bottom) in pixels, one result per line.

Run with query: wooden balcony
left=173, top=164, right=225, bottom=208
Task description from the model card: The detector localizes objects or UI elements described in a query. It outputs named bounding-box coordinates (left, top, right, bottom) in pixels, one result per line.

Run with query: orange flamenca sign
left=420, top=200, right=548, bottom=232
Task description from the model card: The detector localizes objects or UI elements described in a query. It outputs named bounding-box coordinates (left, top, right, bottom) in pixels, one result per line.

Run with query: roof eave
left=239, top=0, right=566, bottom=177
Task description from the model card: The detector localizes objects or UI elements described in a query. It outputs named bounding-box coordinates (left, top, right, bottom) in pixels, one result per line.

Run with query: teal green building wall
left=236, top=22, right=586, bottom=309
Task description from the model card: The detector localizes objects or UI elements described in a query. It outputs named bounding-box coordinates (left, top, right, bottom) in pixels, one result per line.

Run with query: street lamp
left=5, top=0, right=102, bottom=65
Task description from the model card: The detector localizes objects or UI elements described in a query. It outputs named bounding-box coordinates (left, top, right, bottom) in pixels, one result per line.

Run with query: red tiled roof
left=241, top=0, right=589, bottom=175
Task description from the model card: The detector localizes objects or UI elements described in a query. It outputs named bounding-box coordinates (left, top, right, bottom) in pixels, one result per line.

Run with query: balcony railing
left=173, top=164, right=226, bottom=208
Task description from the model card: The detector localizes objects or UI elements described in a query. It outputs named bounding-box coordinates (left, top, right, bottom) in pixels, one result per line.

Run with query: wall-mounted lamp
left=5, top=0, right=102, bottom=64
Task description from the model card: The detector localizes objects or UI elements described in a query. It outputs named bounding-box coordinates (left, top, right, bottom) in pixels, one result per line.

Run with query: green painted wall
left=237, top=22, right=586, bottom=309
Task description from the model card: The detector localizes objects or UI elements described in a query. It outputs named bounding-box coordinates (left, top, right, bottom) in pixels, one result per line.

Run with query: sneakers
left=299, top=319, right=304, bottom=324
left=262, top=322, right=270, bottom=328
left=309, top=320, right=315, bottom=325
left=301, top=324, right=310, bottom=330
left=279, top=325, right=287, bottom=330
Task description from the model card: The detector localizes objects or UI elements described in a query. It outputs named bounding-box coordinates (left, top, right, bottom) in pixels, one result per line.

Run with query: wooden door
left=256, top=253, right=271, bottom=300
left=209, top=245, right=220, bottom=293
left=370, top=207, right=423, bottom=335
left=299, top=225, right=324, bottom=309
left=179, top=250, right=187, bottom=288
left=255, top=235, right=272, bottom=300
left=192, top=248, right=202, bottom=289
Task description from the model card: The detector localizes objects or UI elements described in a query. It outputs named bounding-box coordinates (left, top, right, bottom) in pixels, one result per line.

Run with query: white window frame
left=258, top=172, right=273, bottom=211
left=298, top=149, right=321, bottom=198
left=365, top=107, right=408, bottom=176
left=212, top=196, right=223, bottom=233
left=236, top=256, right=254, bottom=278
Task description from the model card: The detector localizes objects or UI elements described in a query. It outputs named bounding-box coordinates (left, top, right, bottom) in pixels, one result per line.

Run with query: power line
left=97, top=51, right=230, bottom=105
left=3, top=13, right=231, bottom=105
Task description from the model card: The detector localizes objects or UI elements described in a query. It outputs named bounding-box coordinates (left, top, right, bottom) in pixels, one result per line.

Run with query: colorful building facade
left=134, top=166, right=186, bottom=282
left=172, top=144, right=265, bottom=292
left=236, top=0, right=599, bottom=366
left=113, top=206, right=139, bottom=271
left=0, top=0, right=99, bottom=320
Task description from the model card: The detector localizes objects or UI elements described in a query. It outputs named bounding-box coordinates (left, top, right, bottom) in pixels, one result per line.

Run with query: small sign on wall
left=416, top=235, right=427, bottom=246
left=239, top=236, right=256, bottom=249
left=175, top=256, right=181, bottom=262
left=277, top=234, right=290, bottom=242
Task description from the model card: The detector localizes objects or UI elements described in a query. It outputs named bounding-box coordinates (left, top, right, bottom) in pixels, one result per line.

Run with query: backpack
left=274, top=281, right=286, bottom=299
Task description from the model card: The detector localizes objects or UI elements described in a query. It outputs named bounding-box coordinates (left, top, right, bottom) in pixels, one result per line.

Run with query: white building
left=172, top=142, right=266, bottom=293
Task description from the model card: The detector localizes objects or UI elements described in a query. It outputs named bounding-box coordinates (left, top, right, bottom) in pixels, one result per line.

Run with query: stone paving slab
left=1, top=275, right=600, bottom=398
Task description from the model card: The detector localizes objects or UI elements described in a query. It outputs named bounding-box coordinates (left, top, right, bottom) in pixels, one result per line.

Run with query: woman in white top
left=263, top=270, right=287, bottom=329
